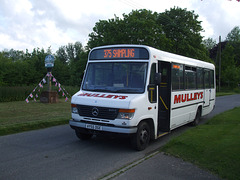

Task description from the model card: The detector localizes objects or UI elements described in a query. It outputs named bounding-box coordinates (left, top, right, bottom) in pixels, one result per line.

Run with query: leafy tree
left=55, top=42, right=88, bottom=85
left=0, top=52, right=8, bottom=86
left=52, top=58, right=70, bottom=85
left=203, top=38, right=217, bottom=50
left=88, top=8, right=210, bottom=62
left=29, top=48, right=48, bottom=83
left=221, top=44, right=240, bottom=88
left=158, top=7, right=210, bottom=61
left=226, top=26, right=240, bottom=42
left=87, top=9, right=170, bottom=51
left=56, top=46, right=68, bottom=64
left=225, top=26, right=240, bottom=67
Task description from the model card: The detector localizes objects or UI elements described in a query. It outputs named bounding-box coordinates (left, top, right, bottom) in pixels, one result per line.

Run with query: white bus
left=70, top=45, right=215, bottom=150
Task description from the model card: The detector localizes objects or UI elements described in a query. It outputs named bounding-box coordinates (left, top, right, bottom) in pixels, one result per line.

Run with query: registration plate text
left=85, top=124, right=102, bottom=131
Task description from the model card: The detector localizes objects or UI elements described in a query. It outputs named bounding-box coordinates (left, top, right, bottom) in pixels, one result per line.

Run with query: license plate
left=85, top=124, right=102, bottom=131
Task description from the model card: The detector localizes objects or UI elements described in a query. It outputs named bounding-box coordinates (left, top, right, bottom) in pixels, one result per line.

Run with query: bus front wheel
left=131, top=121, right=150, bottom=151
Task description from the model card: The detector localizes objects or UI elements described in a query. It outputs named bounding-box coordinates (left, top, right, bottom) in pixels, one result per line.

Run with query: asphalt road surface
left=0, top=94, right=240, bottom=180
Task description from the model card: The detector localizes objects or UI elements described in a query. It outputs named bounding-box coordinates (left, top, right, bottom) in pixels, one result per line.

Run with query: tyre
left=131, top=121, right=150, bottom=151
left=191, top=108, right=201, bottom=126
left=75, top=130, right=93, bottom=140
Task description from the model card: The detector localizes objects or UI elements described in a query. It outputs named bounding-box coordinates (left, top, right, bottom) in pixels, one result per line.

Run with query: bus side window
left=185, top=66, right=196, bottom=89
left=204, top=69, right=211, bottom=89
left=172, top=64, right=184, bottom=90
left=148, top=63, right=157, bottom=103
left=197, top=68, right=204, bottom=89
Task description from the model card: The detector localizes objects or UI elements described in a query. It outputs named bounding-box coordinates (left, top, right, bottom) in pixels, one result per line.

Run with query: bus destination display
left=104, top=48, right=134, bottom=58
left=89, top=47, right=149, bottom=60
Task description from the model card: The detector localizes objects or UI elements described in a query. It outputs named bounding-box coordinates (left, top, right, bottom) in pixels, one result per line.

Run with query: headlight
left=71, top=104, right=78, bottom=114
left=117, top=109, right=135, bottom=120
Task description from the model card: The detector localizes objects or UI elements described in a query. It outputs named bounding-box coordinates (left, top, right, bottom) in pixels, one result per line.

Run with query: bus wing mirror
left=155, top=73, right=161, bottom=84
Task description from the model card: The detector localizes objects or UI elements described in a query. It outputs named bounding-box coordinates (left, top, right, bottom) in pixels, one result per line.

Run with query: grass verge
left=0, top=99, right=71, bottom=136
left=161, top=107, right=240, bottom=180
left=216, top=87, right=240, bottom=97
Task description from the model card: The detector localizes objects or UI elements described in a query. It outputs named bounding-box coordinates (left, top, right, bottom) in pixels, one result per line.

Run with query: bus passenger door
left=158, top=61, right=171, bottom=134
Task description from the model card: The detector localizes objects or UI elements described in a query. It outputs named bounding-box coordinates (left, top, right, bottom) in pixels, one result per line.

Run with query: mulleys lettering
left=174, top=92, right=203, bottom=104
left=78, top=93, right=128, bottom=100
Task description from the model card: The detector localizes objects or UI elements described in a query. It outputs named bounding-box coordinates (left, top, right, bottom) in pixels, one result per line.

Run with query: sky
left=0, top=0, right=239, bottom=53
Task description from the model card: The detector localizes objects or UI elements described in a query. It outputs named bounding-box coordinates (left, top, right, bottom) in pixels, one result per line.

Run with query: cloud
left=0, top=0, right=240, bottom=52
left=192, top=0, right=240, bottom=40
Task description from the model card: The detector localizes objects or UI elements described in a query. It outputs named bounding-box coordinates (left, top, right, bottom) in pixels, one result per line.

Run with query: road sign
left=45, top=55, right=55, bottom=68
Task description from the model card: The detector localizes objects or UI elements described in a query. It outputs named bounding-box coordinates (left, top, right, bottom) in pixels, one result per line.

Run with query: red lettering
left=113, top=95, right=120, bottom=99
left=190, top=93, right=194, bottom=101
left=106, top=95, right=114, bottom=98
left=94, top=94, right=103, bottom=97
left=194, top=93, right=198, bottom=100
left=79, top=93, right=128, bottom=100
left=182, top=94, right=187, bottom=102
left=99, top=94, right=106, bottom=98
left=119, top=96, right=128, bottom=99
left=174, top=94, right=181, bottom=104
left=78, top=93, right=92, bottom=97
left=174, top=91, right=204, bottom=104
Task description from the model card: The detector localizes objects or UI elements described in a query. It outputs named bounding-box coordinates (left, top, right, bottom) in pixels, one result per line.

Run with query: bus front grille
left=77, top=105, right=119, bottom=120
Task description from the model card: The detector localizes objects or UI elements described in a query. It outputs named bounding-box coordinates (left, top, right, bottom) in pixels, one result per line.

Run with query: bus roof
left=90, top=45, right=215, bottom=70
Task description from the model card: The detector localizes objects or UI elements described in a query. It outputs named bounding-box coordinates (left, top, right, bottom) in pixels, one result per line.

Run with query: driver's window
left=148, top=63, right=157, bottom=103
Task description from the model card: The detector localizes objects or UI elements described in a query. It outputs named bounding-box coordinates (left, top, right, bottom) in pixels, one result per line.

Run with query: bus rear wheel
left=131, top=121, right=150, bottom=151
left=191, top=108, right=201, bottom=126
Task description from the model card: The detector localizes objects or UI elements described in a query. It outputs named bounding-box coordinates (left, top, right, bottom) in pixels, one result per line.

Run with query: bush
left=0, top=86, right=34, bottom=102
left=0, top=86, right=80, bottom=102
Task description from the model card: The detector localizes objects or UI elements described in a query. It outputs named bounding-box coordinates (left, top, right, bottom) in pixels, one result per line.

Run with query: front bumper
left=69, top=119, right=137, bottom=134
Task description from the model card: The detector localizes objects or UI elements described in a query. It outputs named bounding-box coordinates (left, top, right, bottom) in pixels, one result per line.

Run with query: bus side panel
left=202, top=88, right=215, bottom=116
left=170, top=90, right=204, bottom=129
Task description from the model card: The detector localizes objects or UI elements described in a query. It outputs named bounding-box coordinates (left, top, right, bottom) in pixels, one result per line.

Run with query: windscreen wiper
left=113, top=89, right=138, bottom=93
left=90, top=89, right=111, bottom=92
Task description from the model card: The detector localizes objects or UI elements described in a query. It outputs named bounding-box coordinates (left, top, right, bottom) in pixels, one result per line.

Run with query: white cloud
left=0, top=0, right=240, bottom=52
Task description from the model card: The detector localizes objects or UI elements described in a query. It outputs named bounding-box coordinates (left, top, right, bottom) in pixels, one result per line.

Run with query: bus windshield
left=82, top=62, right=148, bottom=93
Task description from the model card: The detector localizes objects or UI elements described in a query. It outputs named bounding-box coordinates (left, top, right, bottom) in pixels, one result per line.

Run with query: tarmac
left=102, top=94, right=240, bottom=180
left=103, top=151, right=220, bottom=180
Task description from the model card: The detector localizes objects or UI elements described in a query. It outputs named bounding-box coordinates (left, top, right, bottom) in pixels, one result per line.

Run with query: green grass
left=0, top=99, right=71, bottom=136
left=216, top=87, right=240, bottom=97
left=216, top=91, right=238, bottom=97
left=161, top=107, right=240, bottom=180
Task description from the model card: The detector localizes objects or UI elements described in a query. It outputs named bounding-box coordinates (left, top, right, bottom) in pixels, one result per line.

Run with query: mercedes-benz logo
left=92, top=107, right=99, bottom=117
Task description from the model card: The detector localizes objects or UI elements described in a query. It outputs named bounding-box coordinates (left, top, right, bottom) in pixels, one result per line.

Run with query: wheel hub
left=140, top=129, right=148, bottom=144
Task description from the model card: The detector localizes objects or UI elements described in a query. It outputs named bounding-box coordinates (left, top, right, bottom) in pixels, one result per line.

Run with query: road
left=0, top=94, right=240, bottom=180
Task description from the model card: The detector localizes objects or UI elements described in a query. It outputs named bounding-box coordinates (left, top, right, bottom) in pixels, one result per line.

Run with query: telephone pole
left=218, top=36, right=221, bottom=92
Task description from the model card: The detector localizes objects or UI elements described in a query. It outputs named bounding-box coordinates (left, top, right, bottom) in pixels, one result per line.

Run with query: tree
left=221, top=44, right=240, bottom=88
left=87, top=9, right=170, bottom=51
left=55, top=42, right=88, bottom=85
left=226, top=26, right=240, bottom=42
left=203, top=38, right=217, bottom=50
left=225, top=26, right=240, bottom=67
left=88, top=8, right=210, bottom=62
left=158, top=7, right=210, bottom=61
